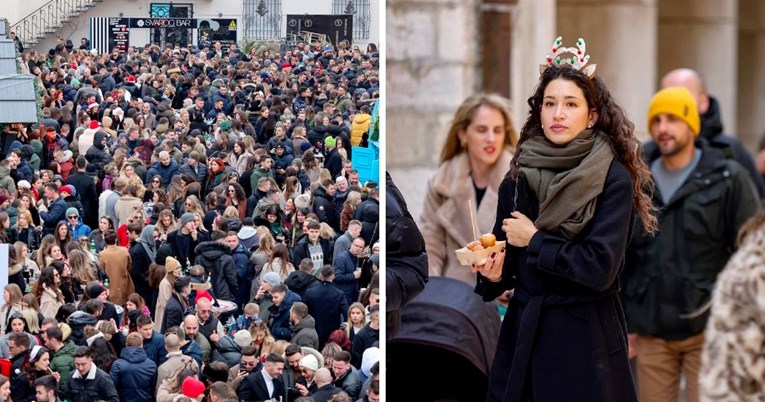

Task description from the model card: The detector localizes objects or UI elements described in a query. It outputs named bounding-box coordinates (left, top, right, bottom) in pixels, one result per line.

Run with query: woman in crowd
left=119, top=163, right=146, bottom=200
left=144, top=174, right=164, bottom=203
left=420, top=93, right=518, bottom=285
left=51, top=261, right=76, bottom=304
left=227, top=140, right=252, bottom=175
left=162, top=276, right=191, bottom=333
left=131, top=225, right=157, bottom=310
left=34, top=267, right=63, bottom=319
left=154, top=256, right=181, bottom=332
left=340, top=191, right=361, bottom=232
left=0, top=284, right=23, bottom=334
left=472, top=40, right=654, bottom=401
left=68, top=249, right=97, bottom=296
left=88, top=216, right=116, bottom=253
left=207, top=158, right=228, bottom=195
left=249, top=321, right=275, bottom=360
left=115, top=185, right=144, bottom=228
left=0, top=374, right=10, bottom=402
left=120, top=293, right=150, bottom=333
left=13, top=345, right=56, bottom=402
left=343, top=302, right=367, bottom=344
left=250, top=231, right=275, bottom=289
left=0, top=313, right=38, bottom=359
left=53, top=221, right=73, bottom=258
left=262, top=243, right=294, bottom=281
left=21, top=294, right=44, bottom=333
left=36, top=235, right=55, bottom=270
left=155, top=209, right=178, bottom=244
left=225, top=182, right=248, bottom=220
left=263, top=205, right=287, bottom=244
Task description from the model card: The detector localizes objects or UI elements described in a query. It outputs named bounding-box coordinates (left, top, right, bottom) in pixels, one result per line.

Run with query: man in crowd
left=110, top=332, right=156, bottom=402
left=237, top=353, right=285, bottom=401
left=622, top=87, right=759, bottom=402
left=69, top=346, right=119, bottom=402
left=304, top=266, right=349, bottom=350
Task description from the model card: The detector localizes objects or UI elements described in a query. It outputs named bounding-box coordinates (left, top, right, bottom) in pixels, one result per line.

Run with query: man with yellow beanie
left=621, top=86, right=760, bottom=402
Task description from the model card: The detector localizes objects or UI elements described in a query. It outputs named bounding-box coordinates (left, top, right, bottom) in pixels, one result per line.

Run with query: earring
left=587, top=123, right=593, bottom=128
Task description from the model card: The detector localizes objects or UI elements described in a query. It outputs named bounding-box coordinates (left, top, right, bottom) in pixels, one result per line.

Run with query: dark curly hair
left=510, top=65, right=657, bottom=233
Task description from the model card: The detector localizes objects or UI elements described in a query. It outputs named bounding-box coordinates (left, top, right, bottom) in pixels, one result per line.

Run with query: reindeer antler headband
left=540, top=36, right=597, bottom=78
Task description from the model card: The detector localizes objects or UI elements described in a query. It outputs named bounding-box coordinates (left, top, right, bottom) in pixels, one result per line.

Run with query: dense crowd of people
left=0, top=33, right=380, bottom=402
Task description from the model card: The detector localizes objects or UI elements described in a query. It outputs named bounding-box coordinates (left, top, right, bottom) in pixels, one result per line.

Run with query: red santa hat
left=87, top=101, right=98, bottom=110
left=89, top=120, right=99, bottom=130
left=126, top=75, right=136, bottom=83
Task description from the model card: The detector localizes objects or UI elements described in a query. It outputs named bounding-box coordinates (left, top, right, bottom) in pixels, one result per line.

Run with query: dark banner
left=90, top=17, right=130, bottom=54
left=128, top=18, right=195, bottom=29
left=286, top=15, right=353, bottom=48
left=197, top=18, right=238, bottom=51
left=110, top=18, right=130, bottom=54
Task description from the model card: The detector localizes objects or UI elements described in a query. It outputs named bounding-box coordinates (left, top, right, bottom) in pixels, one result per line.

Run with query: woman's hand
left=471, top=246, right=506, bottom=282
left=502, top=211, right=538, bottom=247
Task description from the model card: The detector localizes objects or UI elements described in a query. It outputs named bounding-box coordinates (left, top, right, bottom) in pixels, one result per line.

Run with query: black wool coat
left=476, top=160, right=637, bottom=402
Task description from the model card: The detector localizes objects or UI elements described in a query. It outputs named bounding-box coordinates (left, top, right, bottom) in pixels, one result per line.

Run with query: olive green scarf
left=517, top=129, right=614, bottom=239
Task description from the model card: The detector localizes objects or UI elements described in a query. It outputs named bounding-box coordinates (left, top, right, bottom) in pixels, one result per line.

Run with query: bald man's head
left=165, top=333, right=180, bottom=351
left=196, top=297, right=212, bottom=321
left=314, top=368, right=333, bottom=386
left=661, top=68, right=709, bottom=114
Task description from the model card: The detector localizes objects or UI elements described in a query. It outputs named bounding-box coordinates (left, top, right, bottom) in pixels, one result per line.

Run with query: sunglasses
left=152, top=180, right=160, bottom=184
left=68, top=216, right=78, bottom=219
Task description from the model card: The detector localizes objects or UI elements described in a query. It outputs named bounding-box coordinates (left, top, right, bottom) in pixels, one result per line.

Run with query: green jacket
left=622, top=140, right=759, bottom=340
left=250, top=166, right=274, bottom=192
left=50, top=340, right=76, bottom=399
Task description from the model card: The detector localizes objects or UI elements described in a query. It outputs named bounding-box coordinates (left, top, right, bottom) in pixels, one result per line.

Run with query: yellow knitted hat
left=647, top=87, right=700, bottom=136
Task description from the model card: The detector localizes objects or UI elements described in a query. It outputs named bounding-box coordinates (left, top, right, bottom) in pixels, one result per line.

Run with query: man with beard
left=622, top=87, right=759, bottom=402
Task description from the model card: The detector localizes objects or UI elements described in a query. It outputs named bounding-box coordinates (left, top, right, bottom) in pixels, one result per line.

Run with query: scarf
left=139, top=225, right=157, bottom=262
left=517, top=129, right=614, bottom=239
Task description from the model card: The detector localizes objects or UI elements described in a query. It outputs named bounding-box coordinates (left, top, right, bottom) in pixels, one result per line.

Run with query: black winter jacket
left=110, top=347, right=157, bottom=402
left=194, top=241, right=238, bottom=301
left=622, top=140, right=759, bottom=340
left=68, top=364, right=120, bottom=402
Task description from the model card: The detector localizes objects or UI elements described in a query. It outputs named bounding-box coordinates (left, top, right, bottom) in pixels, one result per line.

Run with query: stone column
left=557, top=0, right=658, bottom=140
left=658, top=0, right=738, bottom=134
left=387, top=0, right=480, bottom=168
left=510, top=0, right=556, bottom=131
left=737, top=0, right=765, bottom=152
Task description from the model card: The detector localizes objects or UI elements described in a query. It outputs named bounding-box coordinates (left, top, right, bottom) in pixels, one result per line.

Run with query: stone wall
left=386, top=0, right=480, bottom=168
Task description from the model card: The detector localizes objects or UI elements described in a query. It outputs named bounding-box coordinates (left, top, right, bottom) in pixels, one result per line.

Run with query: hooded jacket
left=110, top=346, right=157, bottom=402
left=350, top=113, right=371, bottom=147
left=290, top=315, right=319, bottom=349
left=50, top=340, right=77, bottom=398
left=285, top=270, right=320, bottom=298
left=194, top=241, right=238, bottom=301
left=313, top=186, right=337, bottom=230
left=85, top=131, right=110, bottom=177
left=67, top=217, right=92, bottom=239
left=67, top=311, right=99, bottom=346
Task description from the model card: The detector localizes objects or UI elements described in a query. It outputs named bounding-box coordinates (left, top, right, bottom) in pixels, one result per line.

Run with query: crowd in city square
left=417, top=37, right=765, bottom=402
left=0, top=32, right=380, bottom=402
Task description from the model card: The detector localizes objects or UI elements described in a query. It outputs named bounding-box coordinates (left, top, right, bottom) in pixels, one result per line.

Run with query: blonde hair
left=344, top=302, right=366, bottom=337
left=440, top=93, right=518, bottom=162
left=223, top=206, right=239, bottom=218
left=21, top=308, right=39, bottom=333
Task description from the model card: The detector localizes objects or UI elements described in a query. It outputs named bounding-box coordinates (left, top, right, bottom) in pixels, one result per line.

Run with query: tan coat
left=39, top=285, right=63, bottom=319
left=114, top=195, right=144, bottom=228
left=419, top=150, right=513, bottom=285
left=154, top=277, right=173, bottom=332
left=99, top=245, right=135, bottom=306
left=156, top=351, right=198, bottom=391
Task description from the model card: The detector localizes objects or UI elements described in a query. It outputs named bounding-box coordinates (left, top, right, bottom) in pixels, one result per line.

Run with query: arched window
left=332, top=0, right=371, bottom=41
left=243, top=0, right=283, bottom=40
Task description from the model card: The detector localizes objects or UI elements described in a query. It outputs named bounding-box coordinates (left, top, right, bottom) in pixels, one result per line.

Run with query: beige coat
left=154, top=277, right=173, bottom=332
left=114, top=195, right=144, bottom=228
left=39, top=285, right=63, bottom=319
left=99, top=245, right=135, bottom=306
left=419, top=150, right=513, bottom=285
left=156, top=351, right=198, bottom=391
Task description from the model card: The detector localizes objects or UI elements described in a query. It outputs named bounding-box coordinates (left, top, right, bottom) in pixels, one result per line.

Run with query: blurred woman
left=263, top=205, right=286, bottom=244
left=420, top=93, right=518, bottom=284
left=34, top=267, right=63, bottom=319
left=261, top=243, right=294, bottom=281
left=120, top=293, right=150, bottom=333
left=88, top=216, right=116, bottom=253
left=227, top=140, right=252, bottom=175
left=154, top=256, right=181, bottom=332
left=35, top=235, right=55, bottom=272
left=249, top=321, right=275, bottom=359
left=51, top=261, right=76, bottom=304
left=340, top=191, right=361, bottom=233
left=0, top=374, right=10, bottom=402
left=249, top=231, right=275, bottom=290
left=225, top=182, right=247, bottom=220
left=155, top=209, right=178, bottom=243
left=68, top=249, right=98, bottom=296
left=144, top=174, right=164, bottom=203
left=0, top=284, right=23, bottom=334
left=53, top=221, right=73, bottom=258
left=13, top=210, right=38, bottom=252
left=343, top=302, right=367, bottom=344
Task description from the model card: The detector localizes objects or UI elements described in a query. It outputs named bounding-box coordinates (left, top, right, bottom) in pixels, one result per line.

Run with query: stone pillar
left=510, top=0, right=556, bottom=131
left=386, top=0, right=480, bottom=168
left=557, top=0, right=658, bottom=140
left=737, top=0, right=765, bottom=152
left=658, top=0, right=738, bottom=134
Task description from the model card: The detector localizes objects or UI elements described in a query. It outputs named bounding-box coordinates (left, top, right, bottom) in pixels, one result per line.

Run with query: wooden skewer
left=468, top=199, right=478, bottom=241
